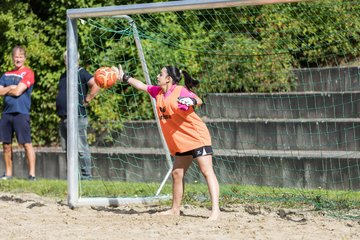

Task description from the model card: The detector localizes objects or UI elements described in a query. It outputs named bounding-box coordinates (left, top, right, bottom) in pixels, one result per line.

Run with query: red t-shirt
left=0, top=66, right=35, bottom=114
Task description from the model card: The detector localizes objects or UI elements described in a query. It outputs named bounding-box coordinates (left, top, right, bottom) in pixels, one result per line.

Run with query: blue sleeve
left=78, top=68, right=93, bottom=84
left=0, top=74, right=5, bottom=86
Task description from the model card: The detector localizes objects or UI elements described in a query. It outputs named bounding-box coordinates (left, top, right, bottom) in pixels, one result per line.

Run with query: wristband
left=191, top=97, right=197, bottom=106
left=122, top=73, right=131, bottom=83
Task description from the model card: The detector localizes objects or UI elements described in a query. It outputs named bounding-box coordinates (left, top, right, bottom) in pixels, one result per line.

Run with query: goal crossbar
left=67, top=0, right=311, bottom=19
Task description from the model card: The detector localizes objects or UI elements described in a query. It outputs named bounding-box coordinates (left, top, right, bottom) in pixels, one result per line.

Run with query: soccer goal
left=66, top=0, right=360, bottom=209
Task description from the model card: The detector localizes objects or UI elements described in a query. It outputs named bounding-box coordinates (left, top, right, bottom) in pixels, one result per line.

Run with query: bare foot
left=207, top=209, right=220, bottom=221
left=158, top=209, right=180, bottom=216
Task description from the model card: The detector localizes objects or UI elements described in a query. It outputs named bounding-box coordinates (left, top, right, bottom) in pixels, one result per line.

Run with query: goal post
left=66, top=17, right=80, bottom=207
left=66, top=0, right=360, bottom=211
left=66, top=13, right=174, bottom=207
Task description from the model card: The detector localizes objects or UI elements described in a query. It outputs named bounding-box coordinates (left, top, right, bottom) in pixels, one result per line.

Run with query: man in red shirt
left=0, top=45, right=36, bottom=181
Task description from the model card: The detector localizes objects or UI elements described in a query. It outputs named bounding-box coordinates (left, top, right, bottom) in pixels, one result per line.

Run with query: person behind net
left=0, top=45, right=36, bottom=181
left=112, top=65, right=220, bottom=220
left=56, top=51, right=100, bottom=180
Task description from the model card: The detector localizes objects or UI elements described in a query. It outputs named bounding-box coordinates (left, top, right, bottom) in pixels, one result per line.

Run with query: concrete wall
left=1, top=147, right=359, bottom=191
left=292, top=66, right=360, bottom=92
left=0, top=148, right=67, bottom=180
left=201, top=92, right=360, bottom=119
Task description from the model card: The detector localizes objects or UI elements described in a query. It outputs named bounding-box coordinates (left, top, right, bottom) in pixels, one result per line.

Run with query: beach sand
left=0, top=192, right=359, bottom=240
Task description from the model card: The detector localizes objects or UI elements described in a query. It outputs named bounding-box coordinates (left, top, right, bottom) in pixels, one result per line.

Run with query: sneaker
left=0, top=174, right=12, bottom=180
left=28, top=175, right=37, bottom=181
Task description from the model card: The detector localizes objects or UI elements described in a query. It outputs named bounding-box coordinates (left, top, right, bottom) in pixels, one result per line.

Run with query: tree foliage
left=0, top=0, right=358, bottom=146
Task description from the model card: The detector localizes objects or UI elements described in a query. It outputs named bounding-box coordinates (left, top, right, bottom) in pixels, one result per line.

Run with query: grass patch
left=0, top=179, right=359, bottom=219
left=0, top=178, right=67, bottom=198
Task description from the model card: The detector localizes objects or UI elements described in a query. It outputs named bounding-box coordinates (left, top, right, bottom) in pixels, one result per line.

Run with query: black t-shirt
left=56, top=67, right=93, bottom=117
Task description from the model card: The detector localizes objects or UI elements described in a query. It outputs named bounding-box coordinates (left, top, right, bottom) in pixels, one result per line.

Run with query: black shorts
left=0, top=113, right=32, bottom=144
left=175, top=146, right=213, bottom=159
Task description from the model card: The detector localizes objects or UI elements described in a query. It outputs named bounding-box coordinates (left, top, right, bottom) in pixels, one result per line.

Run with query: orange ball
left=94, top=67, right=117, bottom=89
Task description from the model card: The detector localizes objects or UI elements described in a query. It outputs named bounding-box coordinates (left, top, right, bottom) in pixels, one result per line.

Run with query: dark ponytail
left=165, top=66, right=199, bottom=90
left=182, top=70, right=199, bottom=90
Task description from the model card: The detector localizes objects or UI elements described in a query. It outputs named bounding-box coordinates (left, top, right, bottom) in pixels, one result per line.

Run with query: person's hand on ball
left=177, top=97, right=197, bottom=106
left=111, top=64, right=124, bottom=81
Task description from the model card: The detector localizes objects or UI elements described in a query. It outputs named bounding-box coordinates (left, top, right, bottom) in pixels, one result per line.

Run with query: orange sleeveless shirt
left=154, top=85, right=211, bottom=156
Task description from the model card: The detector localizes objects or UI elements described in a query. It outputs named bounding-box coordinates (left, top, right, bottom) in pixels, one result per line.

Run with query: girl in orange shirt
left=113, top=65, right=220, bottom=220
